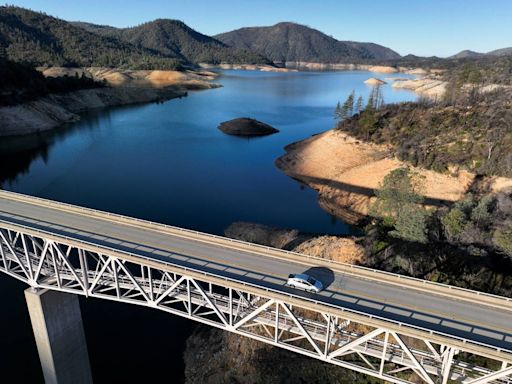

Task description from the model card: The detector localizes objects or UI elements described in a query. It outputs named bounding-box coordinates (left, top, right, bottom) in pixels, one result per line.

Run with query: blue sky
left=8, top=0, right=512, bottom=57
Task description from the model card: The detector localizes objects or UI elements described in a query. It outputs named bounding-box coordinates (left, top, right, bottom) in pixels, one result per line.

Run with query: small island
left=218, top=118, right=279, bottom=136
left=364, top=77, right=387, bottom=85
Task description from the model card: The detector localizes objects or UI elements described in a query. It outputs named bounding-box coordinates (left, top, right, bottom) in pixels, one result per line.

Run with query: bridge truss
left=1, top=224, right=511, bottom=384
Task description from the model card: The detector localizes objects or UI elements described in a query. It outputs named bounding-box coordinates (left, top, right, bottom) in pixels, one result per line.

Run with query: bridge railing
left=1, top=217, right=512, bottom=361
left=1, top=189, right=511, bottom=311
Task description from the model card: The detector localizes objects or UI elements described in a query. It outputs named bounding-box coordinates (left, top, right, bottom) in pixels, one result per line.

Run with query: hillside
left=449, top=49, right=485, bottom=59
left=0, top=57, right=104, bottom=106
left=0, top=6, right=181, bottom=69
left=215, top=22, right=401, bottom=63
left=72, top=19, right=271, bottom=65
left=488, top=47, right=512, bottom=56
left=450, top=47, right=512, bottom=59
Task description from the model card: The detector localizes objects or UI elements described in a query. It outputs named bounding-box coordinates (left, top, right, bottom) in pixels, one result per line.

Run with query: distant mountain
left=0, top=6, right=181, bottom=69
left=215, top=22, right=401, bottom=63
left=449, top=50, right=486, bottom=59
left=487, top=47, right=512, bottom=56
left=72, top=19, right=270, bottom=65
left=450, top=48, right=512, bottom=59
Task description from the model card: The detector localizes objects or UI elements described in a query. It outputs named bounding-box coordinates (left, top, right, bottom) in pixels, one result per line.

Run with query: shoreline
left=275, top=130, right=481, bottom=225
left=0, top=68, right=221, bottom=137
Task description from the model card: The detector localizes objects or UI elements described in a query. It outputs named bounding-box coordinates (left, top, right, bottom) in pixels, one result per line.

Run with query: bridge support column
left=25, top=288, right=93, bottom=384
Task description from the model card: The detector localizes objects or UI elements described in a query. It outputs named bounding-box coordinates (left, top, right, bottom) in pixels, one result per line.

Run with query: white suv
left=286, top=273, right=323, bottom=293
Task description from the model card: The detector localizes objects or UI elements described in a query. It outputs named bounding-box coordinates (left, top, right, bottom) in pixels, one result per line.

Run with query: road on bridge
left=0, top=191, right=511, bottom=354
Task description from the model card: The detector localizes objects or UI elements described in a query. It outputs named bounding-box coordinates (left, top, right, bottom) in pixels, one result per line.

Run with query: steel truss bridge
left=0, top=190, right=512, bottom=384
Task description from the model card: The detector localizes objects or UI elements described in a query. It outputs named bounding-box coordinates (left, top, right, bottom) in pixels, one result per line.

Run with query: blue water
left=1, top=70, right=416, bottom=236
left=0, top=70, right=416, bottom=383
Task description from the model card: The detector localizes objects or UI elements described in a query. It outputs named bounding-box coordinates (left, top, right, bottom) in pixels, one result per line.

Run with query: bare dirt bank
left=1, top=68, right=220, bottom=137
left=225, top=222, right=364, bottom=264
left=284, top=62, right=437, bottom=74
left=391, top=78, right=448, bottom=99
left=40, top=67, right=219, bottom=88
left=199, top=63, right=298, bottom=72
left=275, top=130, right=491, bottom=224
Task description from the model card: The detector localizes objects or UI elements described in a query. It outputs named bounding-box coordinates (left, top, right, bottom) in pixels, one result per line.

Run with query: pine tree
left=334, top=101, right=343, bottom=120
left=371, top=167, right=428, bottom=244
left=368, top=84, right=384, bottom=109
left=336, top=91, right=356, bottom=121
left=346, top=90, right=355, bottom=115
left=355, top=95, right=363, bottom=114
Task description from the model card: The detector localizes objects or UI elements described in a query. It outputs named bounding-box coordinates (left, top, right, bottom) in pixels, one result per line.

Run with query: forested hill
left=0, top=6, right=269, bottom=69
left=215, top=22, right=401, bottom=63
left=0, top=57, right=105, bottom=106
left=72, top=20, right=271, bottom=65
left=0, top=6, right=182, bottom=69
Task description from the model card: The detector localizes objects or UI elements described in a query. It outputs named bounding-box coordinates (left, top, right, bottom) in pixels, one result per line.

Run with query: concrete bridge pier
left=25, top=288, right=93, bottom=384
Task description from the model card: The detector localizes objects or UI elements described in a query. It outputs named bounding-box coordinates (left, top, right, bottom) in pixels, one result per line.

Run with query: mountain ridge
left=71, top=19, right=271, bottom=65
left=214, top=22, right=401, bottom=63
left=450, top=47, right=512, bottom=59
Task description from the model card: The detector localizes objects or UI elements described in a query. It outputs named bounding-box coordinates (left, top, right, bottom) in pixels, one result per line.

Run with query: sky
left=7, top=0, right=512, bottom=57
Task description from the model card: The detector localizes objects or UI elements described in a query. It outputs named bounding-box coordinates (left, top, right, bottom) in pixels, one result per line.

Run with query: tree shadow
left=301, top=266, right=335, bottom=289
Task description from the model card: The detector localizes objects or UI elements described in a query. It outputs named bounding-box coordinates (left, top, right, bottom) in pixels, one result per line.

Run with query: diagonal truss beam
left=466, top=366, right=512, bottom=384
left=1, top=225, right=511, bottom=384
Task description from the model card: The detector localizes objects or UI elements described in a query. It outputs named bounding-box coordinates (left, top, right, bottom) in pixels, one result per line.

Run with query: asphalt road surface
left=0, top=195, right=511, bottom=353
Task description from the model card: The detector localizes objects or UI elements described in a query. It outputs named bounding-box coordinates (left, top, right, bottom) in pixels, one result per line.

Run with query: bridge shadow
left=293, top=174, right=454, bottom=207
left=302, top=266, right=335, bottom=289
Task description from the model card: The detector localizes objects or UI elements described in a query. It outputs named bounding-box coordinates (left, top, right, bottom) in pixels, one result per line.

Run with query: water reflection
left=0, top=69, right=416, bottom=383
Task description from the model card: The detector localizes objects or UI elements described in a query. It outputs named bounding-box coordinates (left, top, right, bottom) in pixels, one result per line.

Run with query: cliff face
left=183, top=222, right=369, bottom=384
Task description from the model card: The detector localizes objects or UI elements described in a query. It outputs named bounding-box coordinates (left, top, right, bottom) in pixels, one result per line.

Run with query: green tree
left=335, top=91, right=356, bottom=121
left=344, top=90, right=355, bottom=115
left=391, top=205, right=429, bottom=244
left=441, top=208, right=467, bottom=239
left=334, top=101, right=342, bottom=120
left=493, top=224, right=512, bottom=257
left=470, top=195, right=493, bottom=226
left=355, top=95, right=364, bottom=114
left=368, top=84, right=384, bottom=109
left=358, top=104, right=378, bottom=140
left=371, top=168, right=429, bottom=243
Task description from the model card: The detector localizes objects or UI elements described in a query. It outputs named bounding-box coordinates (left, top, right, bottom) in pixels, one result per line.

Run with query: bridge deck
left=0, top=191, right=511, bottom=355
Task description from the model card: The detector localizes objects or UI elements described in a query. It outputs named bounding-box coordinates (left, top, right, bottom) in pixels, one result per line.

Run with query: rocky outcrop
left=218, top=118, right=279, bottom=136
left=392, top=78, right=447, bottom=99
left=367, top=65, right=398, bottom=73
left=364, top=77, right=386, bottom=85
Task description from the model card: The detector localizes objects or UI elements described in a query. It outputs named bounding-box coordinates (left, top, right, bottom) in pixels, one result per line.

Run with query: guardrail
left=1, top=217, right=512, bottom=361
left=1, top=189, right=511, bottom=311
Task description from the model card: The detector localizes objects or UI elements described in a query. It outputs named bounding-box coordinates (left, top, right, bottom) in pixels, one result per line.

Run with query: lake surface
left=0, top=70, right=416, bottom=382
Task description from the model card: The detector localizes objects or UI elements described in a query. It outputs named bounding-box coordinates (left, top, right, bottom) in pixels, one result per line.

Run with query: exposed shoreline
left=275, top=130, right=512, bottom=224
left=0, top=68, right=220, bottom=137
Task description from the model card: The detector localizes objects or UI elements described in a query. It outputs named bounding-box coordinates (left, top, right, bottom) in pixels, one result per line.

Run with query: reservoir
left=0, top=70, right=416, bottom=382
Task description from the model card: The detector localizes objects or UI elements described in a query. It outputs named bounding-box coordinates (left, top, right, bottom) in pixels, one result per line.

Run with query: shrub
left=390, top=205, right=429, bottom=244
left=493, top=225, right=512, bottom=257
left=441, top=208, right=467, bottom=239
